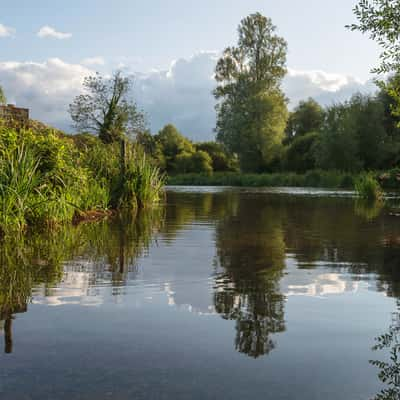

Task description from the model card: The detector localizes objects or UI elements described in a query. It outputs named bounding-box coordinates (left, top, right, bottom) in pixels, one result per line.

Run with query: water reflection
left=370, top=303, right=400, bottom=399
left=0, top=210, right=163, bottom=353
left=2, top=188, right=400, bottom=399
left=213, top=194, right=286, bottom=358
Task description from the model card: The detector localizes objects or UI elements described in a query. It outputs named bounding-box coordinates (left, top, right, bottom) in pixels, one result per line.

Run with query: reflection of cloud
left=281, top=260, right=361, bottom=298
left=286, top=273, right=359, bottom=297
left=33, top=270, right=103, bottom=307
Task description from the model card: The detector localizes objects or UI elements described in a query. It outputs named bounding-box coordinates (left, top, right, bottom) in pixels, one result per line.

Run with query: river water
left=0, top=187, right=399, bottom=399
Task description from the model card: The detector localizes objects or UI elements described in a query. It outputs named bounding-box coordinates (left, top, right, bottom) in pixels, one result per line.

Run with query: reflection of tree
left=370, top=304, right=400, bottom=400
left=354, top=198, right=384, bottom=221
left=214, top=195, right=286, bottom=358
left=0, top=209, right=163, bottom=353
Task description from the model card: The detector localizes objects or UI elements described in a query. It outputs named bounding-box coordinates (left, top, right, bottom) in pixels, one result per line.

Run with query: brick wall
left=0, top=104, right=29, bottom=126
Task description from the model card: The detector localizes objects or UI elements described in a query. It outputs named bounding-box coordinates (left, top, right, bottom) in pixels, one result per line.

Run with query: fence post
left=120, top=138, right=126, bottom=178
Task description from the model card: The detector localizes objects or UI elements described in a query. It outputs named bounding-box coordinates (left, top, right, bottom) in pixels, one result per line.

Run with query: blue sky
left=0, top=0, right=381, bottom=138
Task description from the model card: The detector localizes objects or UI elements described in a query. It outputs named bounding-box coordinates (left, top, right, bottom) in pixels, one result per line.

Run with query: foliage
left=155, top=124, right=194, bottom=172
left=370, top=307, right=400, bottom=400
left=348, top=0, right=400, bottom=75
left=214, top=12, right=288, bottom=172
left=69, top=71, right=145, bottom=144
left=315, top=94, right=390, bottom=171
left=285, top=131, right=319, bottom=172
left=355, top=174, right=383, bottom=202
left=195, top=142, right=239, bottom=172
left=349, top=0, right=400, bottom=118
left=0, top=123, right=164, bottom=235
left=285, top=98, right=324, bottom=140
left=168, top=170, right=358, bottom=189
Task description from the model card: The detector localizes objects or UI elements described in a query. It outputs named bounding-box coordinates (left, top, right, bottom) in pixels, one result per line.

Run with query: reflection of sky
left=32, top=229, right=370, bottom=315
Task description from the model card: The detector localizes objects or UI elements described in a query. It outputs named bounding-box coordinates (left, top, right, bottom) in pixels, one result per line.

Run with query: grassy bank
left=168, top=171, right=358, bottom=188
left=168, top=170, right=400, bottom=190
left=0, top=122, right=164, bottom=236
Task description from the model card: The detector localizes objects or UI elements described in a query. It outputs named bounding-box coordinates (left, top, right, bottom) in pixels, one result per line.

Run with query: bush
left=0, top=124, right=165, bottom=235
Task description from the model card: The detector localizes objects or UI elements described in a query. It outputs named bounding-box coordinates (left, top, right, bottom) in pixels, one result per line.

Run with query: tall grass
left=123, top=145, right=165, bottom=209
left=0, top=144, right=42, bottom=234
left=0, top=126, right=166, bottom=236
left=355, top=174, right=383, bottom=202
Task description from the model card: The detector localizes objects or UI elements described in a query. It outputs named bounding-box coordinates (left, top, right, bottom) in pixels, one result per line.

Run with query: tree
left=285, top=98, right=324, bottom=139
left=316, top=103, right=361, bottom=171
left=348, top=1, right=400, bottom=116
left=0, top=86, right=6, bottom=105
left=155, top=124, right=194, bottom=172
left=349, top=0, right=400, bottom=75
left=196, top=142, right=239, bottom=172
left=214, top=12, right=288, bottom=172
left=285, top=131, right=319, bottom=172
left=315, top=94, right=390, bottom=171
left=69, top=71, right=145, bottom=144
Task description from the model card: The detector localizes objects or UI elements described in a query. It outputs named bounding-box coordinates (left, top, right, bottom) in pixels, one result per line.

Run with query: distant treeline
left=137, top=9, right=400, bottom=177
left=137, top=86, right=400, bottom=177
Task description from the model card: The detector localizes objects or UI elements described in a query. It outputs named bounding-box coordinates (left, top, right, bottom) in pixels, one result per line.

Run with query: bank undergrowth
left=0, top=124, right=165, bottom=237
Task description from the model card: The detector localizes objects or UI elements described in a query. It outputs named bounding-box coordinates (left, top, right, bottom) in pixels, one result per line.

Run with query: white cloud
left=0, top=23, right=15, bottom=37
left=283, top=68, right=377, bottom=108
left=0, top=58, right=92, bottom=130
left=81, top=57, right=105, bottom=66
left=37, top=26, right=72, bottom=40
left=0, top=53, right=376, bottom=139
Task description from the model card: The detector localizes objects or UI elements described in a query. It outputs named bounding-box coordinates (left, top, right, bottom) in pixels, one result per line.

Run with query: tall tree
left=69, top=71, right=145, bottom=144
left=214, top=13, right=288, bottom=172
left=285, top=98, right=324, bottom=139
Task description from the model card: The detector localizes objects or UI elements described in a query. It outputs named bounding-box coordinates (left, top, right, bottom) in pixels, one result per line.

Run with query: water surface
left=1, top=187, right=399, bottom=399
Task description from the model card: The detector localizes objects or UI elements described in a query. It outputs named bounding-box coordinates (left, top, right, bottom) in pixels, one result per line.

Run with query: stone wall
left=0, top=104, right=29, bottom=126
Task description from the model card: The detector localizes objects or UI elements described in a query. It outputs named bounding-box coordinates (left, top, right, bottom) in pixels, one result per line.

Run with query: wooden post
left=120, top=138, right=126, bottom=178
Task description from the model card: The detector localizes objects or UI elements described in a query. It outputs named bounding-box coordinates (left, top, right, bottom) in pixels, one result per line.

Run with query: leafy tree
left=136, top=130, right=166, bottom=169
left=285, top=131, right=319, bottom=172
left=349, top=1, right=400, bottom=116
left=0, top=86, right=6, bottom=105
left=69, top=71, right=145, bottom=144
left=286, top=98, right=324, bottom=139
left=196, top=141, right=239, bottom=172
left=349, top=0, right=400, bottom=74
left=175, top=150, right=213, bottom=175
left=214, top=12, right=288, bottom=172
left=315, top=94, right=389, bottom=171
left=316, top=103, right=361, bottom=171
left=156, top=124, right=193, bottom=158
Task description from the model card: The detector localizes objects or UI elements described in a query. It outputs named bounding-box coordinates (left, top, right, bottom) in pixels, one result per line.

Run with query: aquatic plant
left=355, top=174, right=383, bottom=202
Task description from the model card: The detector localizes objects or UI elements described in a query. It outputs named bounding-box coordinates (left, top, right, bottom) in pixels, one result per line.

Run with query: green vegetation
left=168, top=170, right=358, bottom=189
left=129, top=10, right=400, bottom=191
left=355, top=174, right=383, bottom=202
left=69, top=71, right=145, bottom=144
left=214, top=13, right=288, bottom=172
left=0, top=123, right=164, bottom=236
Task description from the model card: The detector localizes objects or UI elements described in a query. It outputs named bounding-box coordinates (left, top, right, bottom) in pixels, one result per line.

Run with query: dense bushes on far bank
left=167, top=169, right=400, bottom=190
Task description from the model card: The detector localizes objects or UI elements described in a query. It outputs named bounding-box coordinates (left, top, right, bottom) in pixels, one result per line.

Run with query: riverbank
left=167, top=170, right=400, bottom=190
left=0, top=122, right=164, bottom=237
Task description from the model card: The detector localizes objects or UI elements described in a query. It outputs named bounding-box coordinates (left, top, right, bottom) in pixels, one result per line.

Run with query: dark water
left=1, top=187, right=400, bottom=400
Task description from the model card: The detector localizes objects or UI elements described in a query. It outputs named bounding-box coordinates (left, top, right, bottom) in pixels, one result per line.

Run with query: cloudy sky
left=0, top=0, right=380, bottom=140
